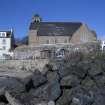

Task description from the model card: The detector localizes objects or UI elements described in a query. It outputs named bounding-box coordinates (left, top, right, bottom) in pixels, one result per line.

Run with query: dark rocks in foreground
left=0, top=52, right=105, bottom=105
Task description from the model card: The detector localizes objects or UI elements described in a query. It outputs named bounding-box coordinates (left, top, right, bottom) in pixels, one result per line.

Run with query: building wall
left=0, top=38, right=11, bottom=51
left=28, top=30, right=38, bottom=45
left=28, top=24, right=97, bottom=45
left=37, top=36, right=70, bottom=44
left=28, top=29, right=70, bottom=45
left=70, top=24, right=97, bottom=44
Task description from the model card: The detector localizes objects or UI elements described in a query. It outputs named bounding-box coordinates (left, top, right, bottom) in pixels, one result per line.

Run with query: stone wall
left=28, top=24, right=97, bottom=45
left=0, top=59, right=49, bottom=72
left=70, top=24, right=97, bottom=44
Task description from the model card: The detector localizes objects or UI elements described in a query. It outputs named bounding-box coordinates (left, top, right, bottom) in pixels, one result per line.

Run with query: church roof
left=29, top=22, right=82, bottom=36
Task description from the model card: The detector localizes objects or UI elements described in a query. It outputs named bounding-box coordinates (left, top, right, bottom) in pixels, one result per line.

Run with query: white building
left=101, top=40, right=105, bottom=51
left=0, top=29, right=14, bottom=59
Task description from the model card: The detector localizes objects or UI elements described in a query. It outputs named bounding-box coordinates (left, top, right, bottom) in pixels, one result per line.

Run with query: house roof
left=29, top=22, right=82, bottom=36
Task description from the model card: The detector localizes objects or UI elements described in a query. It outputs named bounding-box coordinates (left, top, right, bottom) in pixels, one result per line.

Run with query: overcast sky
left=0, top=0, right=105, bottom=39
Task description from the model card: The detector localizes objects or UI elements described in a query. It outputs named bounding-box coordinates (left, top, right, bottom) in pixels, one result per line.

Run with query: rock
left=88, top=64, right=103, bottom=76
left=93, top=93, right=105, bottom=105
left=0, top=94, right=8, bottom=104
left=46, top=71, right=59, bottom=82
left=29, top=80, right=61, bottom=101
left=0, top=88, right=5, bottom=96
left=36, top=102, right=47, bottom=105
left=56, top=89, right=72, bottom=105
left=72, top=97, right=81, bottom=105
left=58, top=62, right=87, bottom=79
left=42, top=64, right=53, bottom=75
left=58, top=63, right=73, bottom=78
left=60, top=75, right=81, bottom=87
left=71, top=93, right=94, bottom=105
left=71, top=63, right=88, bottom=78
left=36, top=101, right=55, bottom=105
left=81, top=76, right=97, bottom=90
left=64, top=86, right=95, bottom=105
left=0, top=103, right=7, bottom=105
left=5, top=91, right=23, bottom=105
left=48, top=101, right=55, bottom=105
left=24, top=70, right=47, bottom=91
left=94, top=75, right=105, bottom=87
left=0, top=77, right=25, bottom=93
left=5, top=90, right=45, bottom=105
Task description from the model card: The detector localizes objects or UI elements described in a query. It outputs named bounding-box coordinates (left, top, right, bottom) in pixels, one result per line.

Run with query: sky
left=0, top=0, right=105, bottom=39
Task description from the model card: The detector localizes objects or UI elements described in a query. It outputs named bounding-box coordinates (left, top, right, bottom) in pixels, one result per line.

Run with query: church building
left=28, top=14, right=97, bottom=45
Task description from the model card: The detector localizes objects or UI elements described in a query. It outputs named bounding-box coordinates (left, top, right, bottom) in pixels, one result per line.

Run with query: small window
left=46, top=40, right=49, bottom=44
left=64, top=39, right=67, bottom=43
left=0, top=32, right=6, bottom=37
left=0, top=33, right=2, bottom=36
left=2, top=33, right=5, bottom=36
left=2, top=39, right=6, bottom=44
left=3, top=46, right=6, bottom=50
left=55, top=39, right=58, bottom=43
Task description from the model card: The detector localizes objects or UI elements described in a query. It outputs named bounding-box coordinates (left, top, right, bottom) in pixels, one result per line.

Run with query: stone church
left=28, top=14, right=97, bottom=45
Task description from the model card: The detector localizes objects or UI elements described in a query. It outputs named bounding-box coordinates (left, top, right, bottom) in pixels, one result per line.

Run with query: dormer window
left=2, top=33, right=6, bottom=37
left=0, top=32, right=6, bottom=37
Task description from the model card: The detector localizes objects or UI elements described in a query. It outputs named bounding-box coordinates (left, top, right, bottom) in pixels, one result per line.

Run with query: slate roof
left=29, top=22, right=82, bottom=36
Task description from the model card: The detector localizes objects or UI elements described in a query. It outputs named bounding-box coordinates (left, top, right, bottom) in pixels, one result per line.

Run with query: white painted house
left=0, top=29, right=14, bottom=59
left=101, top=40, right=105, bottom=51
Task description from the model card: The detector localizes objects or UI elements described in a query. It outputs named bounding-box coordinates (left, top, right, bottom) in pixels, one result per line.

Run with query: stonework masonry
left=28, top=16, right=97, bottom=46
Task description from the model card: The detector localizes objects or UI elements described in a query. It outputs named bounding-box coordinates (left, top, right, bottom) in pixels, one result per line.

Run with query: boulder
left=48, top=101, right=55, bottom=105
left=0, top=103, right=7, bottom=105
left=72, top=94, right=94, bottom=105
left=58, top=62, right=88, bottom=79
left=24, top=70, right=47, bottom=91
left=56, top=89, right=72, bottom=105
left=0, top=77, right=25, bottom=93
left=29, top=80, right=61, bottom=101
left=93, top=93, right=105, bottom=105
left=88, top=64, right=103, bottom=77
left=5, top=91, right=23, bottom=105
left=36, top=101, right=55, bottom=105
left=42, top=64, right=53, bottom=75
left=46, top=71, right=60, bottom=82
left=65, top=86, right=94, bottom=105
left=94, top=75, right=105, bottom=87
left=0, top=88, right=5, bottom=96
left=81, top=76, right=97, bottom=90
left=60, top=75, right=81, bottom=87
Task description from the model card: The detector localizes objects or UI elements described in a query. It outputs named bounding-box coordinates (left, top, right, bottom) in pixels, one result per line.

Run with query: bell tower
left=28, top=14, right=42, bottom=45
left=31, top=14, right=42, bottom=23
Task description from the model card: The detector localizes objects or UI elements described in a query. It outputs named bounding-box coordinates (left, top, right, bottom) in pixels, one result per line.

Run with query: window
left=55, top=39, right=58, bottom=43
left=2, top=39, right=6, bottom=44
left=64, top=39, right=67, bottom=43
left=0, top=33, right=2, bottom=36
left=46, top=40, right=49, bottom=44
left=2, top=46, right=6, bottom=50
left=0, top=32, right=6, bottom=37
left=2, top=33, right=6, bottom=37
